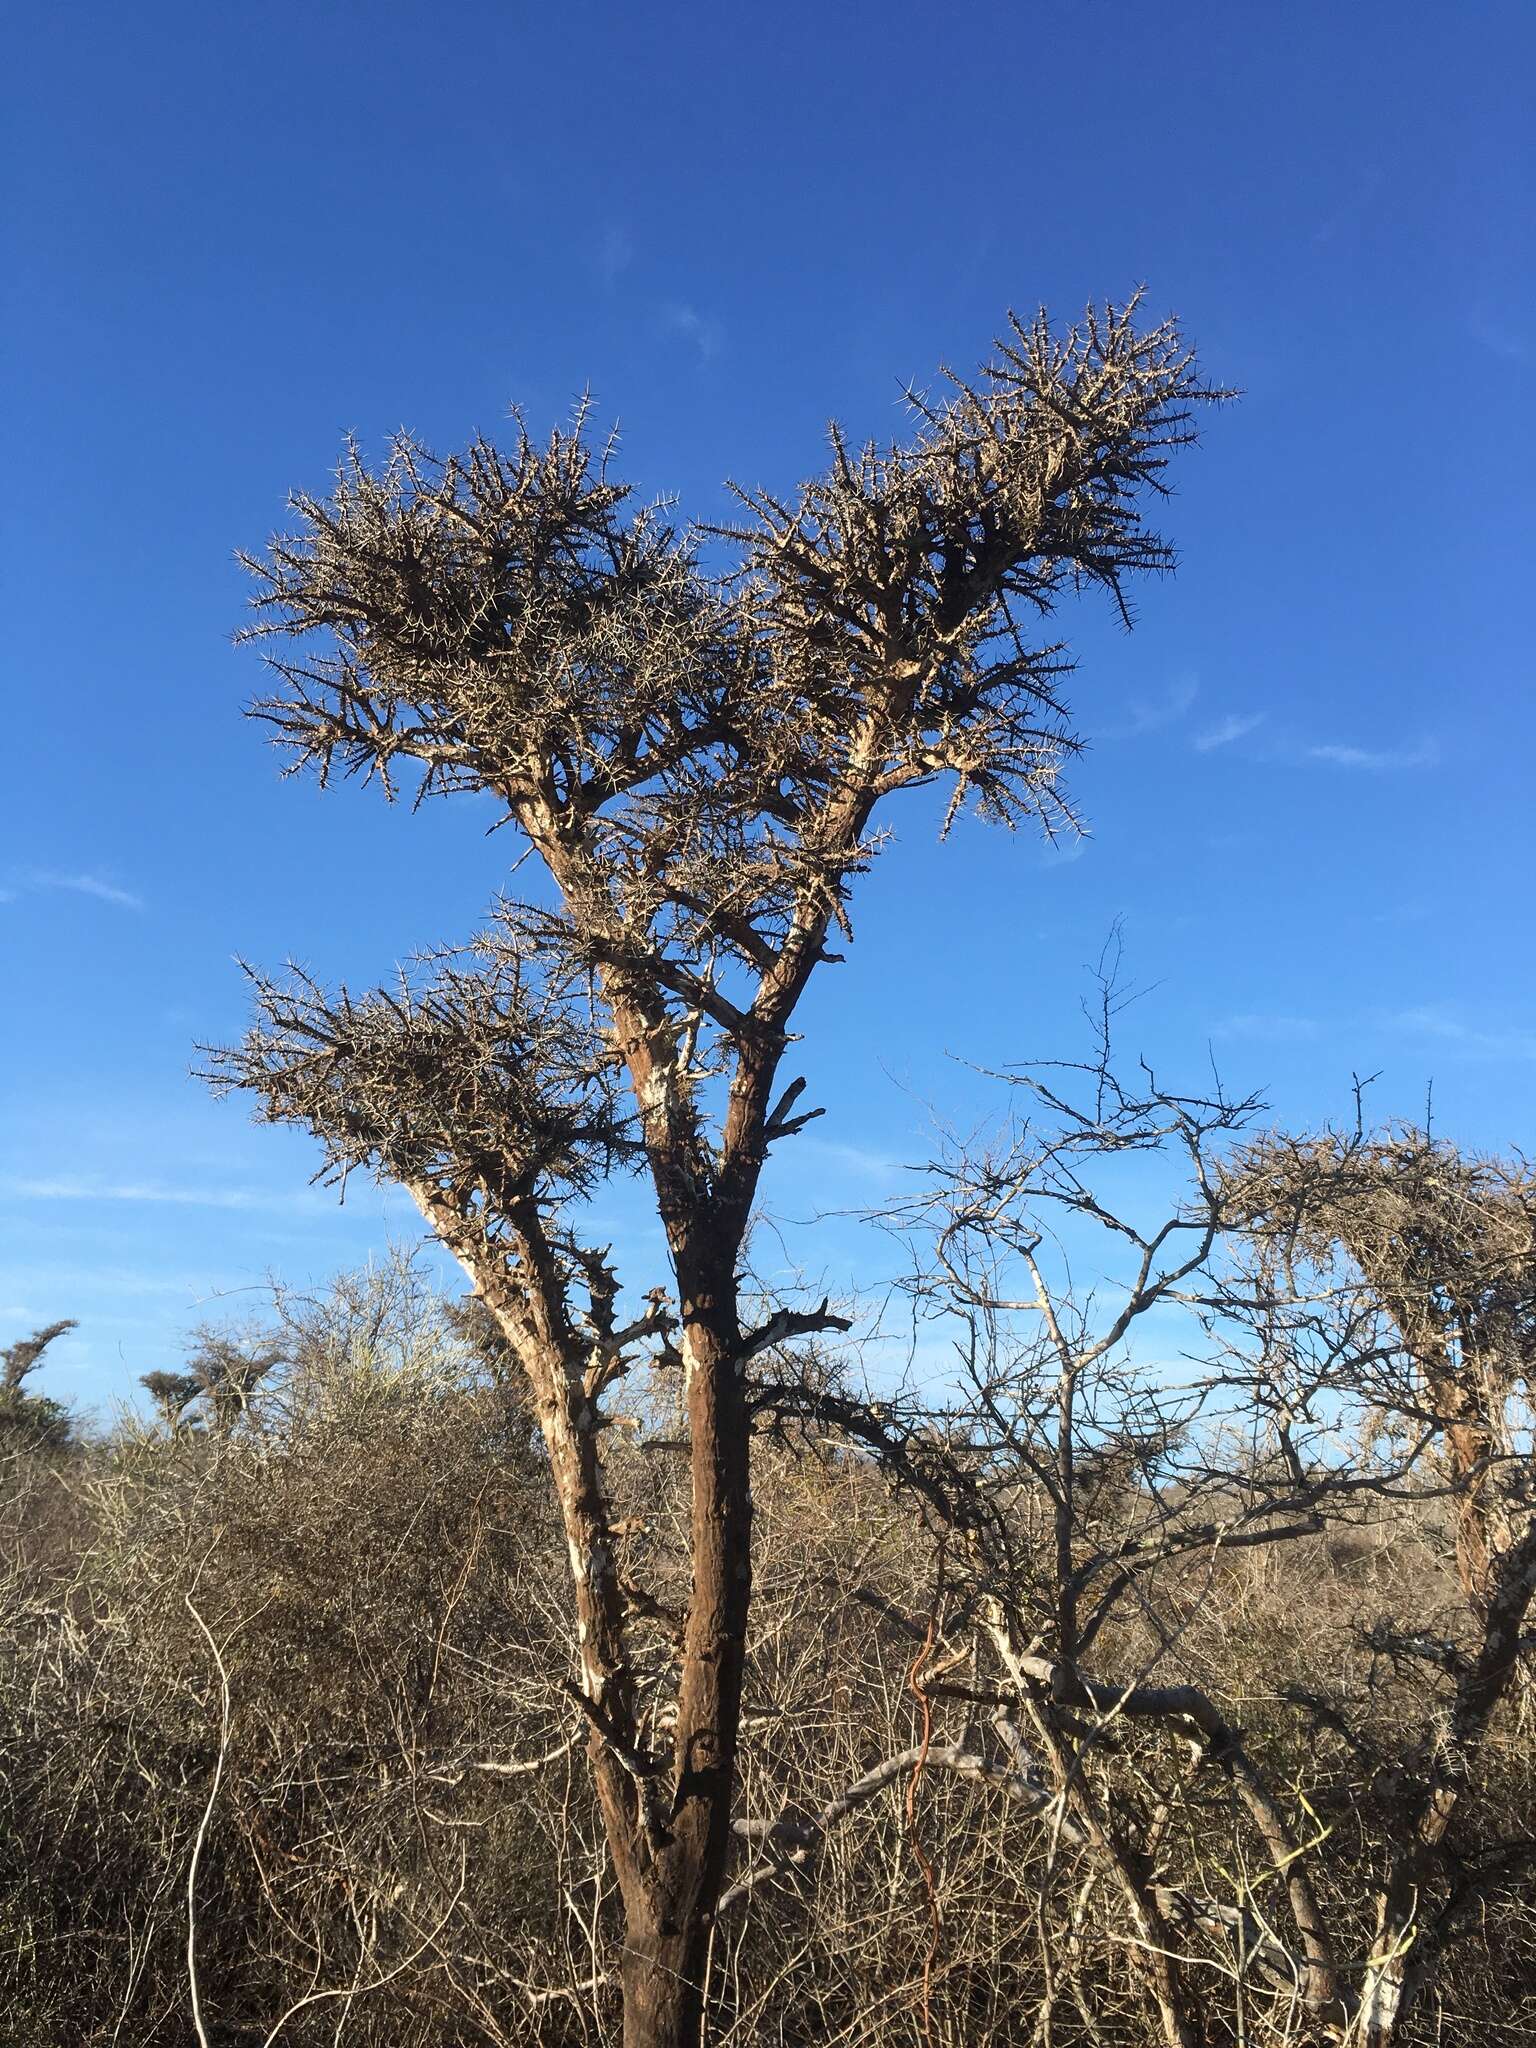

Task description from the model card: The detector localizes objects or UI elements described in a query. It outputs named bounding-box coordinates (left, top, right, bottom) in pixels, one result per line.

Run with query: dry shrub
left=2, top=1263, right=1533, bottom=2046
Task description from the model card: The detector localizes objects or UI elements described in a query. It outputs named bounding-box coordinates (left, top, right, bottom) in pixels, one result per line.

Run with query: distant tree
left=0, top=1319, right=78, bottom=1453
left=442, top=1287, right=523, bottom=1383
left=138, top=1369, right=204, bottom=1431
left=213, top=297, right=1215, bottom=2048
left=2, top=1320, right=77, bottom=1393
left=182, top=1326, right=285, bottom=1434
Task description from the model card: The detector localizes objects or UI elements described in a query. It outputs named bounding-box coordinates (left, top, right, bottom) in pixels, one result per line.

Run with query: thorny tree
left=1226, top=1126, right=1536, bottom=2045
left=212, top=298, right=1216, bottom=2048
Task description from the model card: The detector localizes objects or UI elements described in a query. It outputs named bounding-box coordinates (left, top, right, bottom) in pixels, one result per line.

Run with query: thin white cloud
left=657, top=302, right=722, bottom=364
left=1039, top=834, right=1089, bottom=867
left=1469, top=309, right=1528, bottom=365
left=0, top=1266, right=211, bottom=1302
left=6, top=1175, right=314, bottom=1212
left=596, top=226, right=633, bottom=287
left=1193, top=712, right=1265, bottom=753
left=1100, top=676, right=1198, bottom=740
left=793, top=1136, right=902, bottom=1183
left=3, top=1173, right=430, bottom=1226
left=2, top=869, right=144, bottom=911
left=1308, top=740, right=1438, bottom=772
left=48, top=872, right=145, bottom=909
left=1389, top=1007, right=1536, bottom=1063
left=1208, top=1005, right=1535, bottom=1064
left=1211, top=1013, right=1322, bottom=1044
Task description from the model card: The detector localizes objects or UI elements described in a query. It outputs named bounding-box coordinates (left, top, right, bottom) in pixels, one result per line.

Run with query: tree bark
left=619, top=1910, right=709, bottom=2048
left=610, top=1256, right=752, bottom=2048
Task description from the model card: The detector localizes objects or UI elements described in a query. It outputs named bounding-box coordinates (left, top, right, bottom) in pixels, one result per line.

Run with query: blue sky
left=4, top=0, right=1532, bottom=1418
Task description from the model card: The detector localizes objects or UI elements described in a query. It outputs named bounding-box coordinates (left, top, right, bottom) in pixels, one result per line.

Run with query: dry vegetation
left=5, top=298, right=1532, bottom=2045
left=3, top=1084, right=1532, bottom=2046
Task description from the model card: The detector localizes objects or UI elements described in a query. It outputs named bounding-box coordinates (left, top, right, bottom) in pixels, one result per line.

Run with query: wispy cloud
left=1101, top=676, right=1198, bottom=740
left=1185, top=727, right=1441, bottom=776
left=657, top=302, right=722, bottom=364
left=1388, top=1007, right=1536, bottom=1063
left=1193, top=712, right=1265, bottom=753
left=596, top=225, right=633, bottom=287
left=5, top=1175, right=316, bottom=1212
left=48, top=872, right=145, bottom=909
left=0, top=1265, right=214, bottom=1303
left=1211, top=1013, right=1322, bottom=1044
left=1308, top=739, right=1438, bottom=772
left=1207, top=1005, right=1536, bottom=1065
left=1469, top=308, right=1528, bottom=365
left=792, top=1136, right=903, bottom=1184
left=1312, top=164, right=1386, bottom=249
left=1038, top=833, right=1089, bottom=868
left=2, top=869, right=144, bottom=911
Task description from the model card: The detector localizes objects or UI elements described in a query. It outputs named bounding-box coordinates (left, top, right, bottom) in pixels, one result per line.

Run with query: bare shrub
left=2, top=1094, right=1530, bottom=2045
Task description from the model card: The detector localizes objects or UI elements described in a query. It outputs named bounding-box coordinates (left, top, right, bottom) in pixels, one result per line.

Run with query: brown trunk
left=619, top=1908, right=710, bottom=2048
left=609, top=1799, right=725, bottom=2047
left=545, top=1231, right=748, bottom=2048
left=613, top=1254, right=751, bottom=2048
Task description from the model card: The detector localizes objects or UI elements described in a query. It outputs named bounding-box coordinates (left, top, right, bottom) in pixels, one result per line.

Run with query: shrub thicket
left=2, top=1254, right=1532, bottom=2046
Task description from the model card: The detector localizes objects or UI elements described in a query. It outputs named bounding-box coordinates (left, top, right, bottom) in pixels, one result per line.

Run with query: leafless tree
left=209, top=296, right=1217, bottom=2048
left=139, top=1327, right=286, bottom=1436
left=742, top=1038, right=1361, bottom=2046
left=1225, top=1122, right=1536, bottom=2045
left=744, top=1040, right=1535, bottom=2047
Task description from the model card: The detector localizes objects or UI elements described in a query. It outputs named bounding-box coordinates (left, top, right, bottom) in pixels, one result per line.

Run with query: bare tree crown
left=218, top=300, right=1214, bottom=1239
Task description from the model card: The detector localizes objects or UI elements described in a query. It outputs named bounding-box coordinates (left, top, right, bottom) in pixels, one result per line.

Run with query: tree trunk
left=1359, top=1880, right=1422, bottom=2048
left=619, top=1904, right=710, bottom=2048
left=609, top=1254, right=750, bottom=2048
